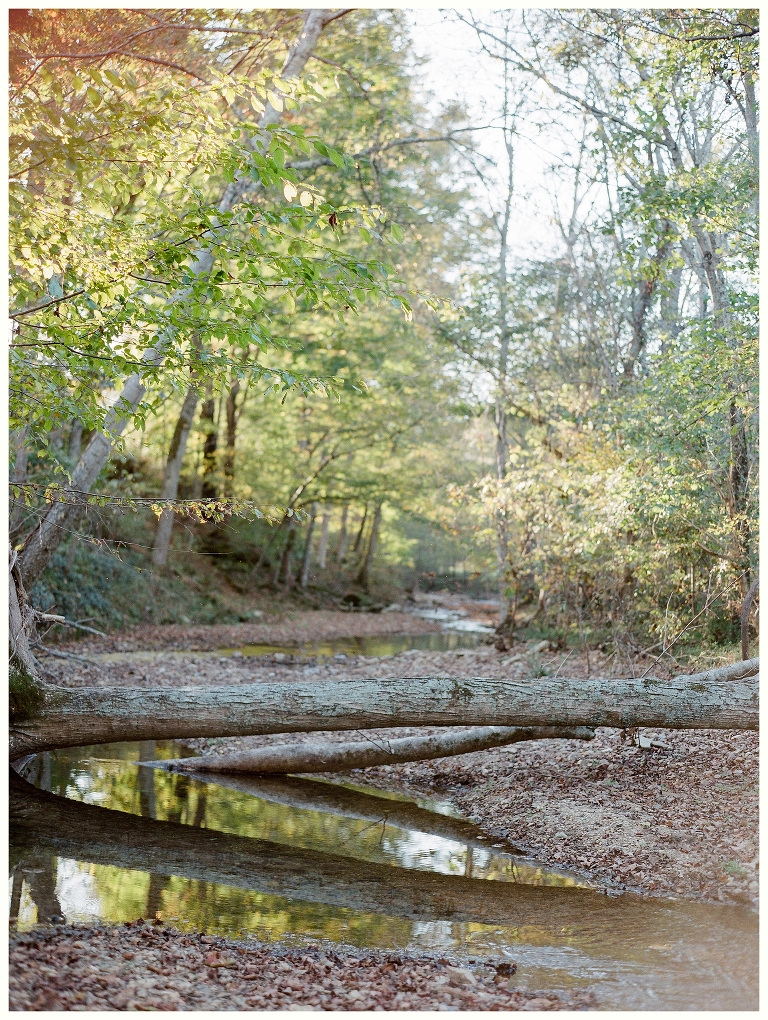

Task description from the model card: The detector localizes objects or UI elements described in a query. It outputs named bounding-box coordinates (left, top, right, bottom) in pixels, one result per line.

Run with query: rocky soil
left=10, top=922, right=595, bottom=1011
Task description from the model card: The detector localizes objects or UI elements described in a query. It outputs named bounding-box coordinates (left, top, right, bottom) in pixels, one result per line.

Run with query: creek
left=11, top=739, right=757, bottom=1011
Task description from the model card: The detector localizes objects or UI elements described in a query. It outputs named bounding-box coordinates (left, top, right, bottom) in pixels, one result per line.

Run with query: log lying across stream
left=153, top=725, right=596, bottom=774
left=10, top=658, right=758, bottom=757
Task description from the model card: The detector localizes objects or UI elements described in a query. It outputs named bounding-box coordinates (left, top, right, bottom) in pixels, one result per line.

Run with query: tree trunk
left=223, top=375, right=241, bottom=497
left=317, top=511, right=330, bottom=569
left=9, top=547, right=39, bottom=681
left=160, top=724, right=594, bottom=774
left=335, top=505, right=349, bottom=563
left=741, top=577, right=759, bottom=660
left=12, top=769, right=669, bottom=932
left=14, top=9, right=338, bottom=587
left=622, top=226, right=673, bottom=380
left=200, top=381, right=218, bottom=500
left=352, top=505, right=368, bottom=557
left=357, top=502, right=382, bottom=589
left=67, top=419, right=83, bottom=463
left=494, top=127, right=514, bottom=629
left=10, top=659, right=759, bottom=758
left=142, top=768, right=526, bottom=856
left=274, top=515, right=297, bottom=586
left=299, top=502, right=317, bottom=589
left=151, top=384, right=200, bottom=569
left=9, top=428, right=29, bottom=545
left=727, top=399, right=751, bottom=596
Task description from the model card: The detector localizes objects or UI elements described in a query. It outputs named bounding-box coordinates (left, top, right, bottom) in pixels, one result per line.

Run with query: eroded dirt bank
left=9, top=923, right=594, bottom=1011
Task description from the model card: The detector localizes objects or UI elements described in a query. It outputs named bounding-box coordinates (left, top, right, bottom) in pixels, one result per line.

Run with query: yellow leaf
left=283, top=182, right=298, bottom=202
left=299, top=191, right=313, bottom=207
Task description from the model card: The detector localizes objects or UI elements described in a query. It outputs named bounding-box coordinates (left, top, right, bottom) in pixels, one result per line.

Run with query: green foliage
left=9, top=16, right=408, bottom=448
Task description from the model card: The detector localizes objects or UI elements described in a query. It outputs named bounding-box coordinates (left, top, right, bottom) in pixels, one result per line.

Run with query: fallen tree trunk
left=10, top=659, right=758, bottom=758
left=144, top=767, right=527, bottom=854
left=155, top=725, right=595, bottom=774
left=10, top=660, right=754, bottom=758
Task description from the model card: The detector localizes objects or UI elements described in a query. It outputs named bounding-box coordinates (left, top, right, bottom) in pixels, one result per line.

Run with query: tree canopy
left=9, top=7, right=758, bottom=660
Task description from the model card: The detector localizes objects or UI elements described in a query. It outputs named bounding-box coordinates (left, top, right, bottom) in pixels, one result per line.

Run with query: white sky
left=406, top=9, right=573, bottom=261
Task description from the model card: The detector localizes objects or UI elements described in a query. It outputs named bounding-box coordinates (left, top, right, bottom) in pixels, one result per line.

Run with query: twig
left=639, top=572, right=748, bottom=679
left=552, top=649, right=574, bottom=678
left=30, top=642, right=96, bottom=665
left=51, top=619, right=106, bottom=637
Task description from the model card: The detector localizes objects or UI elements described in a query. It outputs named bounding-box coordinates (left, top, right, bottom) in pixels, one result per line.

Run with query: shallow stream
left=11, top=740, right=758, bottom=1010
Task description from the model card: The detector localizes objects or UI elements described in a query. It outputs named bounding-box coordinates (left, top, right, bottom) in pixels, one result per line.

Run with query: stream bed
left=11, top=740, right=758, bottom=1011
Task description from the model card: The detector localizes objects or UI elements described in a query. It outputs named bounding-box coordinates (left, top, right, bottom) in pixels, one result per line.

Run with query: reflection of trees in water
left=9, top=869, right=24, bottom=924
left=11, top=855, right=64, bottom=924
left=138, top=743, right=157, bottom=818
left=146, top=872, right=171, bottom=919
left=192, top=786, right=207, bottom=828
left=150, top=877, right=417, bottom=948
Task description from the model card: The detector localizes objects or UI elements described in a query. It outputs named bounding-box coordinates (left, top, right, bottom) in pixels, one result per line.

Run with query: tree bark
left=11, top=770, right=700, bottom=933
left=151, top=384, right=200, bottom=568
left=15, top=9, right=340, bottom=587
left=10, top=660, right=758, bottom=758
left=159, top=724, right=594, bottom=774
left=356, top=502, right=382, bottom=588
left=299, top=502, right=317, bottom=589
left=141, top=768, right=527, bottom=855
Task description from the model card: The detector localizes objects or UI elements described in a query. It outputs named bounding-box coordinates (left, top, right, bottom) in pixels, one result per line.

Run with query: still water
left=225, top=631, right=485, bottom=659
left=11, top=741, right=757, bottom=1011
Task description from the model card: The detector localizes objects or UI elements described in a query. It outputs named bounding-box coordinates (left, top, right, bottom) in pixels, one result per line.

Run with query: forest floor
left=21, top=601, right=757, bottom=1011
left=9, top=923, right=595, bottom=1011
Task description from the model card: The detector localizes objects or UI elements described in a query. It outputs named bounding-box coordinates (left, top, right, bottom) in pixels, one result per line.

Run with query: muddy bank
left=9, top=923, right=594, bottom=1011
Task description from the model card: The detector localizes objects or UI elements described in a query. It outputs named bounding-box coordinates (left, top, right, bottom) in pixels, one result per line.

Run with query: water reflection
left=224, top=631, right=484, bottom=659
left=10, top=741, right=758, bottom=1011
